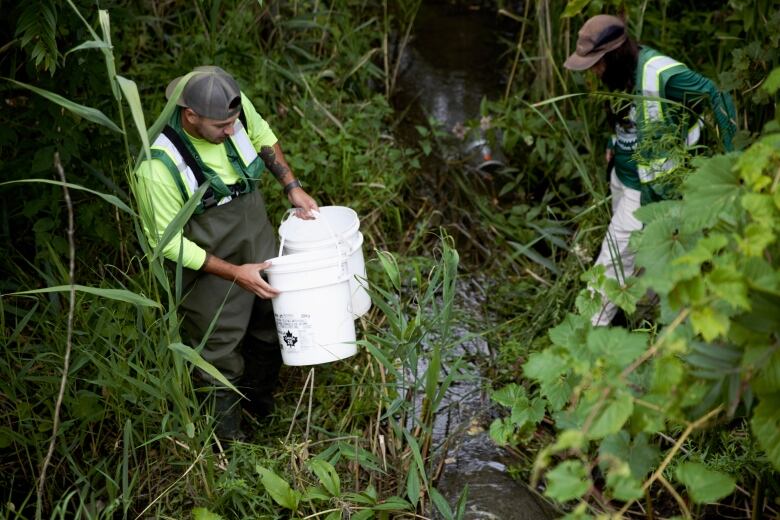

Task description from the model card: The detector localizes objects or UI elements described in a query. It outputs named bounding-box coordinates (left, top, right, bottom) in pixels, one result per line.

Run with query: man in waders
left=135, top=66, right=318, bottom=440
left=563, top=15, right=736, bottom=326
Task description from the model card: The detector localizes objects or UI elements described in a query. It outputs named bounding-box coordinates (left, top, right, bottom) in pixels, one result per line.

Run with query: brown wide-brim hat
left=564, top=15, right=628, bottom=71
left=165, top=65, right=242, bottom=120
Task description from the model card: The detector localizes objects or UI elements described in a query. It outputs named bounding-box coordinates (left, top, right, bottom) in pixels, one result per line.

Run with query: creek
left=391, top=2, right=556, bottom=518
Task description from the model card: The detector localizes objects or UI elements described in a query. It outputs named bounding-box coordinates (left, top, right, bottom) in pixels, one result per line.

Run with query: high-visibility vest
left=150, top=110, right=264, bottom=213
left=634, top=47, right=703, bottom=183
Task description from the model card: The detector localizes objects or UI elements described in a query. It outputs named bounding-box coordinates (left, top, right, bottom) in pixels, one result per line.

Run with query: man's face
left=185, top=109, right=239, bottom=144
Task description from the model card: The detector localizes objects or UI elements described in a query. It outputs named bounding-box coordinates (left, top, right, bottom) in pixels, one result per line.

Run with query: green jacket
left=611, top=47, right=736, bottom=198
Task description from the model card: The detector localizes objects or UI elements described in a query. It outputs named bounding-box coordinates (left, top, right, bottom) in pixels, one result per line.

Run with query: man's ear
left=182, top=108, right=199, bottom=125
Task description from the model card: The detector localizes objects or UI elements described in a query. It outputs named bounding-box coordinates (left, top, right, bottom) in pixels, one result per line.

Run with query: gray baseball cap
left=564, top=15, right=628, bottom=71
left=165, top=66, right=242, bottom=120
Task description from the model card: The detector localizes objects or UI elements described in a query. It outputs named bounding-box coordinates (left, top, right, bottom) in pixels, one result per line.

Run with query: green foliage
left=0, top=1, right=435, bottom=518
left=675, top=462, right=736, bottom=504
left=14, top=0, right=59, bottom=74
left=493, top=87, right=780, bottom=511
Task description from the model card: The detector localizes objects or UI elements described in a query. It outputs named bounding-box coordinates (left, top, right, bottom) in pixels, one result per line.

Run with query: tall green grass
left=0, top=1, right=475, bottom=518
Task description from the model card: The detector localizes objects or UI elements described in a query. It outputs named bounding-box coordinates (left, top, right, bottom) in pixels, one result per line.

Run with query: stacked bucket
left=265, top=206, right=370, bottom=366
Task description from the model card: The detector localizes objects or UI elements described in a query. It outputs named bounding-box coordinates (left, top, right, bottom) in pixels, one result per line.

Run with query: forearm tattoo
left=259, top=146, right=291, bottom=182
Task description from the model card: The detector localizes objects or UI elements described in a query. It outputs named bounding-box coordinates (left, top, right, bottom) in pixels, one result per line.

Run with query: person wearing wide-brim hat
left=135, top=66, right=319, bottom=440
left=564, top=15, right=737, bottom=327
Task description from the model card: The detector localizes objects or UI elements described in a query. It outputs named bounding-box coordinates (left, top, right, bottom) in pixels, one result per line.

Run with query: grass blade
left=2, top=78, right=123, bottom=134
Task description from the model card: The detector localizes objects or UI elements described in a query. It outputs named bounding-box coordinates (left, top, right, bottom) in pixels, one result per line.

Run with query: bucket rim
left=279, top=206, right=360, bottom=242
left=284, top=231, right=364, bottom=253
left=265, top=250, right=346, bottom=272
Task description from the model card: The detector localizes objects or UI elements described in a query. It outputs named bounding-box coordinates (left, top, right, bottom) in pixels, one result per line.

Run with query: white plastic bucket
left=265, top=251, right=357, bottom=366
left=279, top=207, right=371, bottom=318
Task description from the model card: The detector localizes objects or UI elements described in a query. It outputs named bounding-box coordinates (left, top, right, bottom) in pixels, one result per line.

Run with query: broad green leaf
left=343, top=488, right=377, bottom=506
left=741, top=193, right=776, bottom=225
left=674, top=234, right=729, bottom=266
left=489, top=418, right=514, bottom=446
left=707, top=262, right=750, bottom=310
left=737, top=138, right=780, bottom=188
left=738, top=222, right=776, bottom=257
left=603, top=275, right=644, bottom=315
left=633, top=393, right=668, bottom=433
left=690, top=306, right=729, bottom=341
left=168, top=343, right=242, bottom=397
left=371, top=496, right=412, bottom=511
left=6, top=284, right=160, bottom=308
left=491, top=383, right=526, bottom=408
left=544, top=376, right=575, bottom=412
left=548, top=313, right=588, bottom=354
left=308, top=458, right=340, bottom=497
left=675, top=462, right=736, bottom=504
left=763, top=67, right=780, bottom=94
left=192, top=508, right=224, bottom=520
left=0, top=179, right=135, bottom=215
left=544, top=460, right=591, bottom=502
left=750, top=348, right=780, bottom=395
left=681, top=154, right=742, bottom=231
left=256, top=466, right=300, bottom=511
left=3, top=78, right=122, bottom=134
left=669, top=276, right=706, bottom=309
left=606, top=463, right=644, bottom=501
left=751, top=394, right=780, bottom=471
left=588, top=390, right=634, bottom=439
left=633, top=206, right=701, bottom=293
left=586, top=327, right=648, bottom=368
left=633, top=199, right=678, bottom=225
left=599, top=431, right=660, bottom=478
left=524, top=350, right=568, bottom=385
left=350, top=509, right=374, bottom=520
left=652, top=355, right=685, bottom=395
left=520, top=397, right=547, bottom=426
left=575, top=286, right=602, bottom=317
left=302, top=486, right=330, bottom=501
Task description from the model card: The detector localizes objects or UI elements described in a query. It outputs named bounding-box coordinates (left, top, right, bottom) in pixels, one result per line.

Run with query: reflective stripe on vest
left=151, top=131, right=200, bottom=196
left=151, top=119, right=257, bottom=207
left=228, top=119, right=259, bottom=168
left=637, top=55, right=703, bottom=183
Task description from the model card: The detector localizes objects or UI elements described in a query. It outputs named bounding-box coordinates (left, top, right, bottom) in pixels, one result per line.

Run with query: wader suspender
left=161, top=110, right=249, bottom=209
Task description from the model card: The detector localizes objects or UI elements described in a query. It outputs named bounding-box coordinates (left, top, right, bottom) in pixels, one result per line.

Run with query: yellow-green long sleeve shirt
left=135, top=93, right=277, bottom=269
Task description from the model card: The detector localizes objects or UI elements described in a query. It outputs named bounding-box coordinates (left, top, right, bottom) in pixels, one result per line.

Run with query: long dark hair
left=601, top=37, right=639, bottom=92
left=602, top=37, right=639, bottom=127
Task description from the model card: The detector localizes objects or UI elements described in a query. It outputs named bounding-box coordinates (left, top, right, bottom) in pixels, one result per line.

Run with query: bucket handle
left=278, top=208, right=349, bottom=268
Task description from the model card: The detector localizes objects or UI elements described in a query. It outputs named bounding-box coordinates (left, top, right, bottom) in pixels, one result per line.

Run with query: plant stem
left=503, top=1, right=531, bottom=101
left=617, top=405, right=723, bottom=516
left=36, top=153, right=76, bottom=520
left=659, top=474, right=691, bottom=519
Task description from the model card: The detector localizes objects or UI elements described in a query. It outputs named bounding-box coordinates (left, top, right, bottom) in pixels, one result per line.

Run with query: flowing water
left=392, top=2, right=557, bottom=518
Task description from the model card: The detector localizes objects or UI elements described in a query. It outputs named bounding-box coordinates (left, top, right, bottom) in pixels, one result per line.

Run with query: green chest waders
left=179, top=189, right=281, bottom=390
